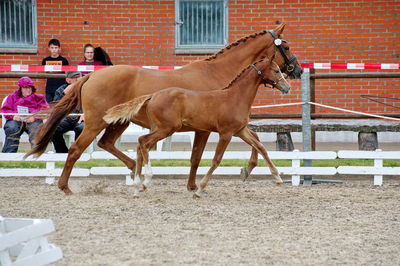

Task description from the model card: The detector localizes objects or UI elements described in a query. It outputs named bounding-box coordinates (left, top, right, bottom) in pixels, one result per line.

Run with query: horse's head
left=267, top=23, right=303, bottom=79
left=252, top=56, right=291, bottom=94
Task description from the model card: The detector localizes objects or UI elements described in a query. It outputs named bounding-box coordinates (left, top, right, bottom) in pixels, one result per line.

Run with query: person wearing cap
left=51, top=71, right=85, bottom=153
left=1, top=77, right=49, bottom=153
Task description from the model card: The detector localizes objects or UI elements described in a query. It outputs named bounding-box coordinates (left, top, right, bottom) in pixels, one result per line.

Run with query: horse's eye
left=274, top=70, right=280, bottom=73
left=284, top=47, right=290, bottom=51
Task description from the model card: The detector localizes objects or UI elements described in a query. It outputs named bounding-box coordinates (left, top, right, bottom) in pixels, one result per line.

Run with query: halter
left=251, top=64, right=284, bottom=89
left=268, top=30, right=297, bottom=73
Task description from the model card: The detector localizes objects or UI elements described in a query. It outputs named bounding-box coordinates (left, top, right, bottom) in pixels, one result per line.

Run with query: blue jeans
left=2, top=120, right=43, bottom=153
left=51, top=118, right=84, bottom=153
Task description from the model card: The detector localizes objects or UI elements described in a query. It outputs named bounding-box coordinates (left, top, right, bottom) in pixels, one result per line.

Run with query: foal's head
left=252, top=57, right=291, bottom=94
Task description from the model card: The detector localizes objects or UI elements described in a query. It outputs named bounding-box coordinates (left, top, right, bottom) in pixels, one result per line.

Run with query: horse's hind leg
left=97, top=122, right=137, bottom=171
left=58, top=125, right=104, bottom=195
left=194, top=133, right=232, bottom=198
left=240, top=129, right=260, bottom=181
left=187, top=131, right=211, bottom=191
left=236, top=127, right=283, bottom=184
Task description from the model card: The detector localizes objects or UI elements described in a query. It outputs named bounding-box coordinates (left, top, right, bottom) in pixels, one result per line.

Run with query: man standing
left=41, top=38, right=69, bottom=103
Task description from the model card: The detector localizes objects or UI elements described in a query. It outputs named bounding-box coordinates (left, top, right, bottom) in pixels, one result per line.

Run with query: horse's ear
left=274, top=23, right=286, bottom=36
left=268, top=53, right=275, bottom=64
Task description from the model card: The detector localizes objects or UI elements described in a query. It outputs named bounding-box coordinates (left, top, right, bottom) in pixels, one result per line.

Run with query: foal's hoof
left=133, top=191, right=140, bottom=198
left=275, top=181, right=284, bottom=186
left=193, top=192, right=201, bottom=199
left=193, top=191, right=207, bottom=198
left=140, top=184, right=148, bottom=192
left=240, top=167, right=249, bottom=181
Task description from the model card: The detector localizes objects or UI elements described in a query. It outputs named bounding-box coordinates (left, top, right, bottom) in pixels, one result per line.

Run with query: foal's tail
left=24, top=74, right=92, bottom=158
left=103, top=95, right=152, bottom=125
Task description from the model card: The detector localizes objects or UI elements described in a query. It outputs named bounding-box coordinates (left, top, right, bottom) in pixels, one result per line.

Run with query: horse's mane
left=204, top=30, right=268, bottom=61
left=221, top=58, right=265, bottom=90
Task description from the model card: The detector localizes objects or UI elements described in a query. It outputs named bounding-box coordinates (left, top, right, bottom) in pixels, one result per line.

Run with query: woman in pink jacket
left=1, top=77, right=48, bottom=153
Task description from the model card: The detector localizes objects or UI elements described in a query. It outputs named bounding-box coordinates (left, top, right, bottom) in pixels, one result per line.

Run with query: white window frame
left=0, top=0, right=38, bottom=53
left=175, top=0, right=228, bottom=54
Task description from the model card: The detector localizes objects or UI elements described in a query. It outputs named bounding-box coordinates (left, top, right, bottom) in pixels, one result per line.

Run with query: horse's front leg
left=59, top=125, right=104, bottom=195
left=187, top=131, right=211, bottom=191
left=240, top=129, right=260, bottom=181
left=194, top=133, right=232, bottom=198
left=133, top=145, right=144, bottom=197
left=138, top=129, right=171, bottom=193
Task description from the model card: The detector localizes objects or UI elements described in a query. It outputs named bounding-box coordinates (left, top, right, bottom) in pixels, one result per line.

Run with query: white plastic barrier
left=0, top=217, right=63, bottom=266
left=337, top=149, right=400, bottom=185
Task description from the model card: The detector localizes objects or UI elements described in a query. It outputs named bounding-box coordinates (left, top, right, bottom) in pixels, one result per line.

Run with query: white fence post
left=291, top=149, right=301, bottom=186
left=374, top=149, right=383, bottom=186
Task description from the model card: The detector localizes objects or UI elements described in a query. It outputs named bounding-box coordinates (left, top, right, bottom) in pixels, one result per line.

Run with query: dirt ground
left=1, top=176, right=399, bottom=266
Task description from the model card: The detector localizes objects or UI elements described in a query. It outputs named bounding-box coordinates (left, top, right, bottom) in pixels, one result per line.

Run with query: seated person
left=51, top=71, right=84, bottom=153
left=1, top=77, right=48, bottom=153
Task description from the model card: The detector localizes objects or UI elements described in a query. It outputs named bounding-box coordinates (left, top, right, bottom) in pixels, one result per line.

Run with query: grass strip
left=1, top=159, right=399, bottom=169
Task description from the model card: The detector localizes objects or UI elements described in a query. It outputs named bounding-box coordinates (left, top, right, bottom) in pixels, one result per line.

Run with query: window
left=0, top=0, right=37, bottom=53
left=175, top=0, right=227, bottom=54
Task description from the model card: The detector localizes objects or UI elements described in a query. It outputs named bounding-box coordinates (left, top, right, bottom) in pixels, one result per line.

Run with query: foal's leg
left=132, top=145, right=144, bottom=197
left=187, top=131, right=211, bottom=191
left=194, top=133, right=232, bottom=198
left=236, top=127, right=283, bottom=184
left=138, top=129, right=172, bottom=191
left=240, top=129, right=260, bottom=180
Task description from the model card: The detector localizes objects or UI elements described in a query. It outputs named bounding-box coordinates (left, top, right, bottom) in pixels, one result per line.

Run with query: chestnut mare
left=26, top=23, right=302, bottom=195
left=103, top=56, right=290, bottom=197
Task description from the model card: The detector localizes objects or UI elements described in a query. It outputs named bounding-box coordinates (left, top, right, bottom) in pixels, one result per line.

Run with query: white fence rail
left=0, top=150, right=398, bottom=186
left=337, top=149, right=400, bottom=185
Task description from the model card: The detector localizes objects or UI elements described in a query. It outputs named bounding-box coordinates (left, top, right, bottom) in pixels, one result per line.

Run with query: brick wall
left=1, top=0, right=399, bottom=117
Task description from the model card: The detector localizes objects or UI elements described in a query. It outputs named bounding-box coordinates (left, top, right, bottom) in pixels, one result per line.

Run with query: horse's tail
left=103, top=95, right=152, bottom=125
left=24, top=74, right=91, bottom=158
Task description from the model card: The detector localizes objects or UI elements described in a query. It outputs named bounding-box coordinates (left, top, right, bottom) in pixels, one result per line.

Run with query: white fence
left=0, top=149, right=399, bottom=186
left=0, top=217, right=63, bottom=266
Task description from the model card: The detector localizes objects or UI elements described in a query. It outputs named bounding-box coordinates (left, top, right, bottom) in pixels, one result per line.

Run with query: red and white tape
left=0, top=63, right=398, bottom=72
left=0, top=65, right=180, bottom=72
left=300, top=63, right=399, bottom=70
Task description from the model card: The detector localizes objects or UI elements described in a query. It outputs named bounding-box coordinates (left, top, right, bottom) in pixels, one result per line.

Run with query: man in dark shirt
left=41, top=38, right=69, bottom=103
left=51, top=71, right=84, bottom=153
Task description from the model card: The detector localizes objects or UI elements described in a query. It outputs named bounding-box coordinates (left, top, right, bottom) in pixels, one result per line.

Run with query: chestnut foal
left=104, top=56, right=290, bottom=197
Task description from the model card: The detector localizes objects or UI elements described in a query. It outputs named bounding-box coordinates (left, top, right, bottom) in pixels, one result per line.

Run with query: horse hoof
left=275, top=182, right=284, bottom=186
left=240, top=167, right=249, bottom=181
left=140, top=184, right=147, bottom=192
left=187, top=185, right=198, bottom=192
left=61, top=187, right=73, bottom=195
